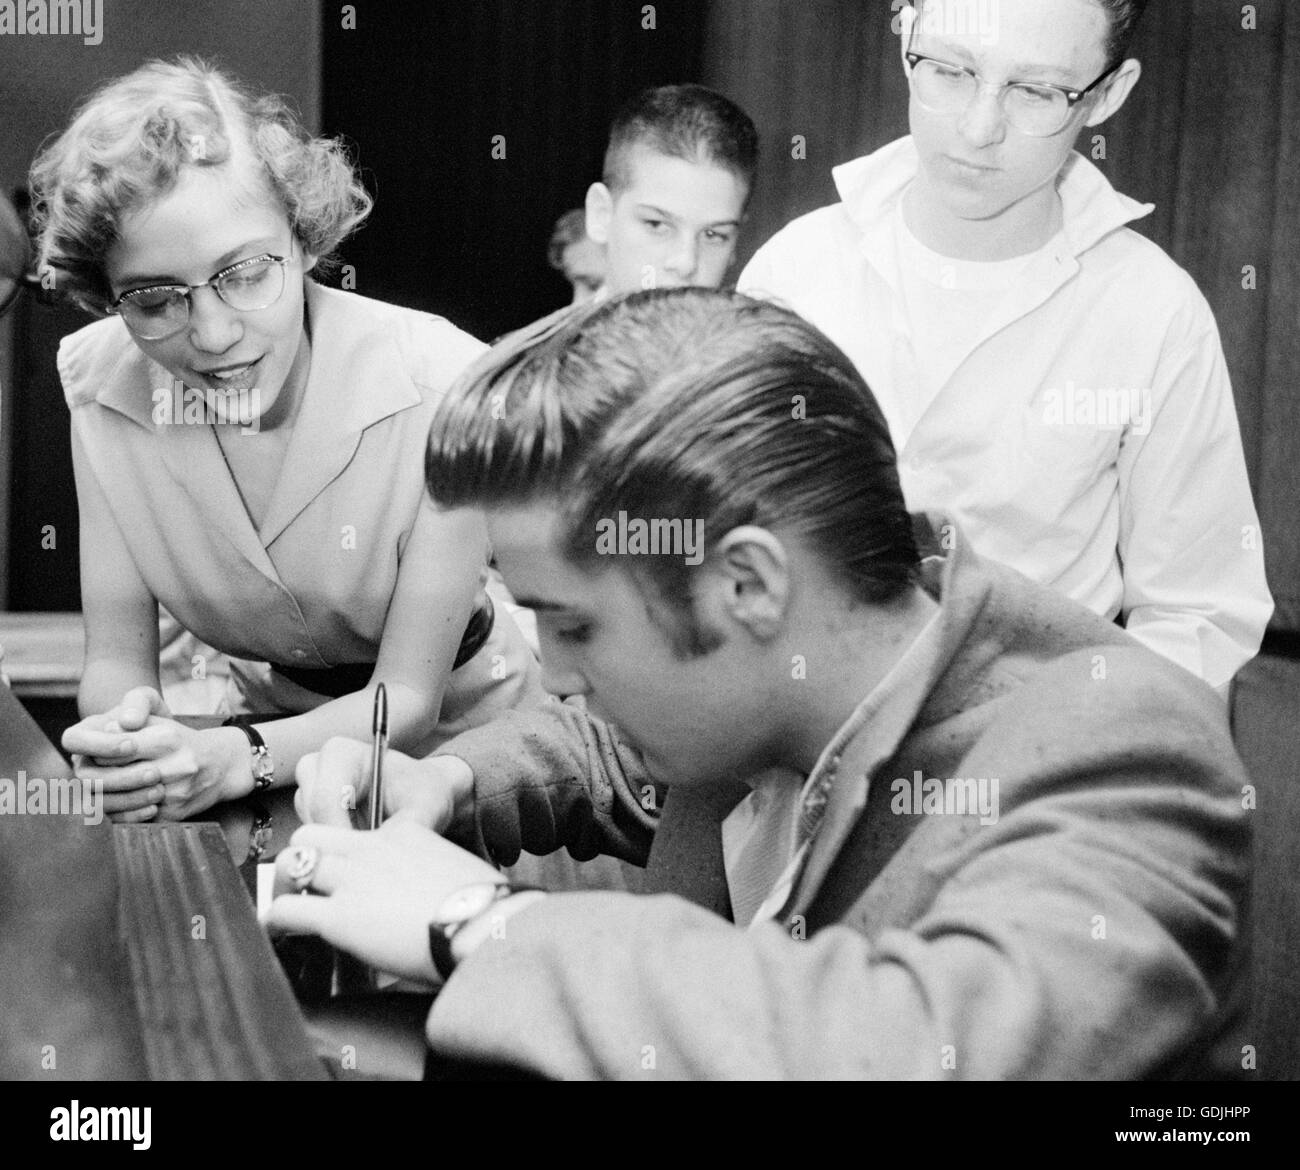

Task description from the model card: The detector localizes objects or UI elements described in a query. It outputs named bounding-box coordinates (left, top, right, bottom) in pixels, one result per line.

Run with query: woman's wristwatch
left=427, top=882, right=545, bottom=981
left=222, top=717, right=275, bottom=792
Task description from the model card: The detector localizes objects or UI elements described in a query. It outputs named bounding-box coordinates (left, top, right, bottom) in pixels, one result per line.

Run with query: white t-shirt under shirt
left=893, top=198, right=1057, bottom=416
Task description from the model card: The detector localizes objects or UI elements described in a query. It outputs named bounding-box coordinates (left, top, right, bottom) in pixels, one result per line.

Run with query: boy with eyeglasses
left=739, top=0, right=1272, bottom=695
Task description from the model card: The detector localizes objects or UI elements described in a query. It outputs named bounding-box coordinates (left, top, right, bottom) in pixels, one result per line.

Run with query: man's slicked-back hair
left=602, top=84, right=758, bottom=200
left=426, top=289, right=919, bottom=657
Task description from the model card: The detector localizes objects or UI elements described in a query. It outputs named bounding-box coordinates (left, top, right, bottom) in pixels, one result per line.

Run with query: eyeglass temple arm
left=1076, top=59, right=1124, bottom=99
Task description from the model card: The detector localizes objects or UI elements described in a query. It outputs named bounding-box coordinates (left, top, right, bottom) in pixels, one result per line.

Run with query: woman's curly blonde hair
left=29, top=56, right=372, bottom=313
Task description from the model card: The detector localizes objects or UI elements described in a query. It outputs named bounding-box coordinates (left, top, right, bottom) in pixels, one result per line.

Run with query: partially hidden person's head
left=547, top=208, right=607, bottom=306
left=426, top=288, right=919, bottom=784
left=585, top=85, right=758, bottom=296
left=900, top=0, right=1146, bottom=243
left=29, top=56, right=371, bottom=423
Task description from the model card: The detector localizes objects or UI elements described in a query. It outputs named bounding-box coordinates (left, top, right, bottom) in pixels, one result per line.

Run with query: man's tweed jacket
left=427, top=534, right=1250, bottom=1080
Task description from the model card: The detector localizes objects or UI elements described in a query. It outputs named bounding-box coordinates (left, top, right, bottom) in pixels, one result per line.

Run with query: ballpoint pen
left=368, top=682, right=388, bottom=831
left=335, top=683, right=389, bottom=995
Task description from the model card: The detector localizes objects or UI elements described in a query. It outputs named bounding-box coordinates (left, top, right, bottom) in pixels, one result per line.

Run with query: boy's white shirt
left=738, top=136, right=1272, bottom=689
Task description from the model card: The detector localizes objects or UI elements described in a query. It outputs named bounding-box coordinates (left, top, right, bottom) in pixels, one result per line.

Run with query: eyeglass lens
left=118, top=258, right=286, bottom=339
left=911, top=60, right=1071, bottom=136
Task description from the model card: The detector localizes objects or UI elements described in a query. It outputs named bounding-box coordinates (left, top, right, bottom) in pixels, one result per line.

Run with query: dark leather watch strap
left=223, top=717, right=274, bottom=791
left=427, top=883, right=544, bottom=981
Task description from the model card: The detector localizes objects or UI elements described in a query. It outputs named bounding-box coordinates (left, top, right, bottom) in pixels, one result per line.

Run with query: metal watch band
left=222, top=717, right=274, bottom=791
left=427, top=883, right=544, bottom=981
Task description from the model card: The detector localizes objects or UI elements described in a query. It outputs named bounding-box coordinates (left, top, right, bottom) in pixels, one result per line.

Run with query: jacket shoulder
left=985, top=641, right=1244, bottom=799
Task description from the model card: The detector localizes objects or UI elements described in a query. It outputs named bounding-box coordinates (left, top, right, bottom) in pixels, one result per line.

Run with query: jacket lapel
left=783, top=653, right=940, bottom=922
left=643, top=780, right=749, bottom=918
left=783, top=535, right=995, bottom=920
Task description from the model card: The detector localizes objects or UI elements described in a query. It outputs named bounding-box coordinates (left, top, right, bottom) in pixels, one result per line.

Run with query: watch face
left=441, top=882, right=507, bottom=925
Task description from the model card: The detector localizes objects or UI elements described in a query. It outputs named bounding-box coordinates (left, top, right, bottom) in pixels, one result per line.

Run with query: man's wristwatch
left=222, top=717, right=274, bottom=792
left=427, top=881, right=543, bottom=981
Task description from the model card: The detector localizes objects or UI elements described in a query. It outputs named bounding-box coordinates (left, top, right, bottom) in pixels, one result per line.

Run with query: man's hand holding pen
left=294, top=738, right=475, bottom=833
left=265, top=818, right=508, bottom=985
left=273, top=688, right=542, bottom=986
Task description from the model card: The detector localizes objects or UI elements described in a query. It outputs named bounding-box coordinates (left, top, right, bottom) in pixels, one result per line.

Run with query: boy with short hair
left=585, top=83, right=758, bottom=294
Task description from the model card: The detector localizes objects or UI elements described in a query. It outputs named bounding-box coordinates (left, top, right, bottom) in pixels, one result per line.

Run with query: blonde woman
left=31, top=58, right=538, bottom=822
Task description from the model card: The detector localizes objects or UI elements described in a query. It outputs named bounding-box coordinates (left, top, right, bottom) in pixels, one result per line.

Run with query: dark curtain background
left=321, top=0, right=709, bottom=340
left=9, top=0, right=1294, bottom=624
left=5, top=287, right=89, bottom=611
left=705, top=0, right=1299, bottom=634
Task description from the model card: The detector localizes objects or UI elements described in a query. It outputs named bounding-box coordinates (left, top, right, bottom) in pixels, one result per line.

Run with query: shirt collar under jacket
left=779, top=513, right=1128, bottom=921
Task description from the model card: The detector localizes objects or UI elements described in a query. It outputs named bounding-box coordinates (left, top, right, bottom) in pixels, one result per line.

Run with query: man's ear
left=1085, top=58, right=1142, bottom=127
left=585, top=183, right=613, bottom=246
left=699, top=525, right=792, bottom=642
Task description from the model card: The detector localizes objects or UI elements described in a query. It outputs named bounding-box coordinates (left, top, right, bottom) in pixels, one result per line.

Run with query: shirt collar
left=798, top=605, right=945, bottom=838
left=784, top=520, right=1006, bottom=914
left=832, top=134, right=1154, bottom=262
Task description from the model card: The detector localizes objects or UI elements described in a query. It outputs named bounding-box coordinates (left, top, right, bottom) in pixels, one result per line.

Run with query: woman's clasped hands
left=62, top=685, right=254, bottom=821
